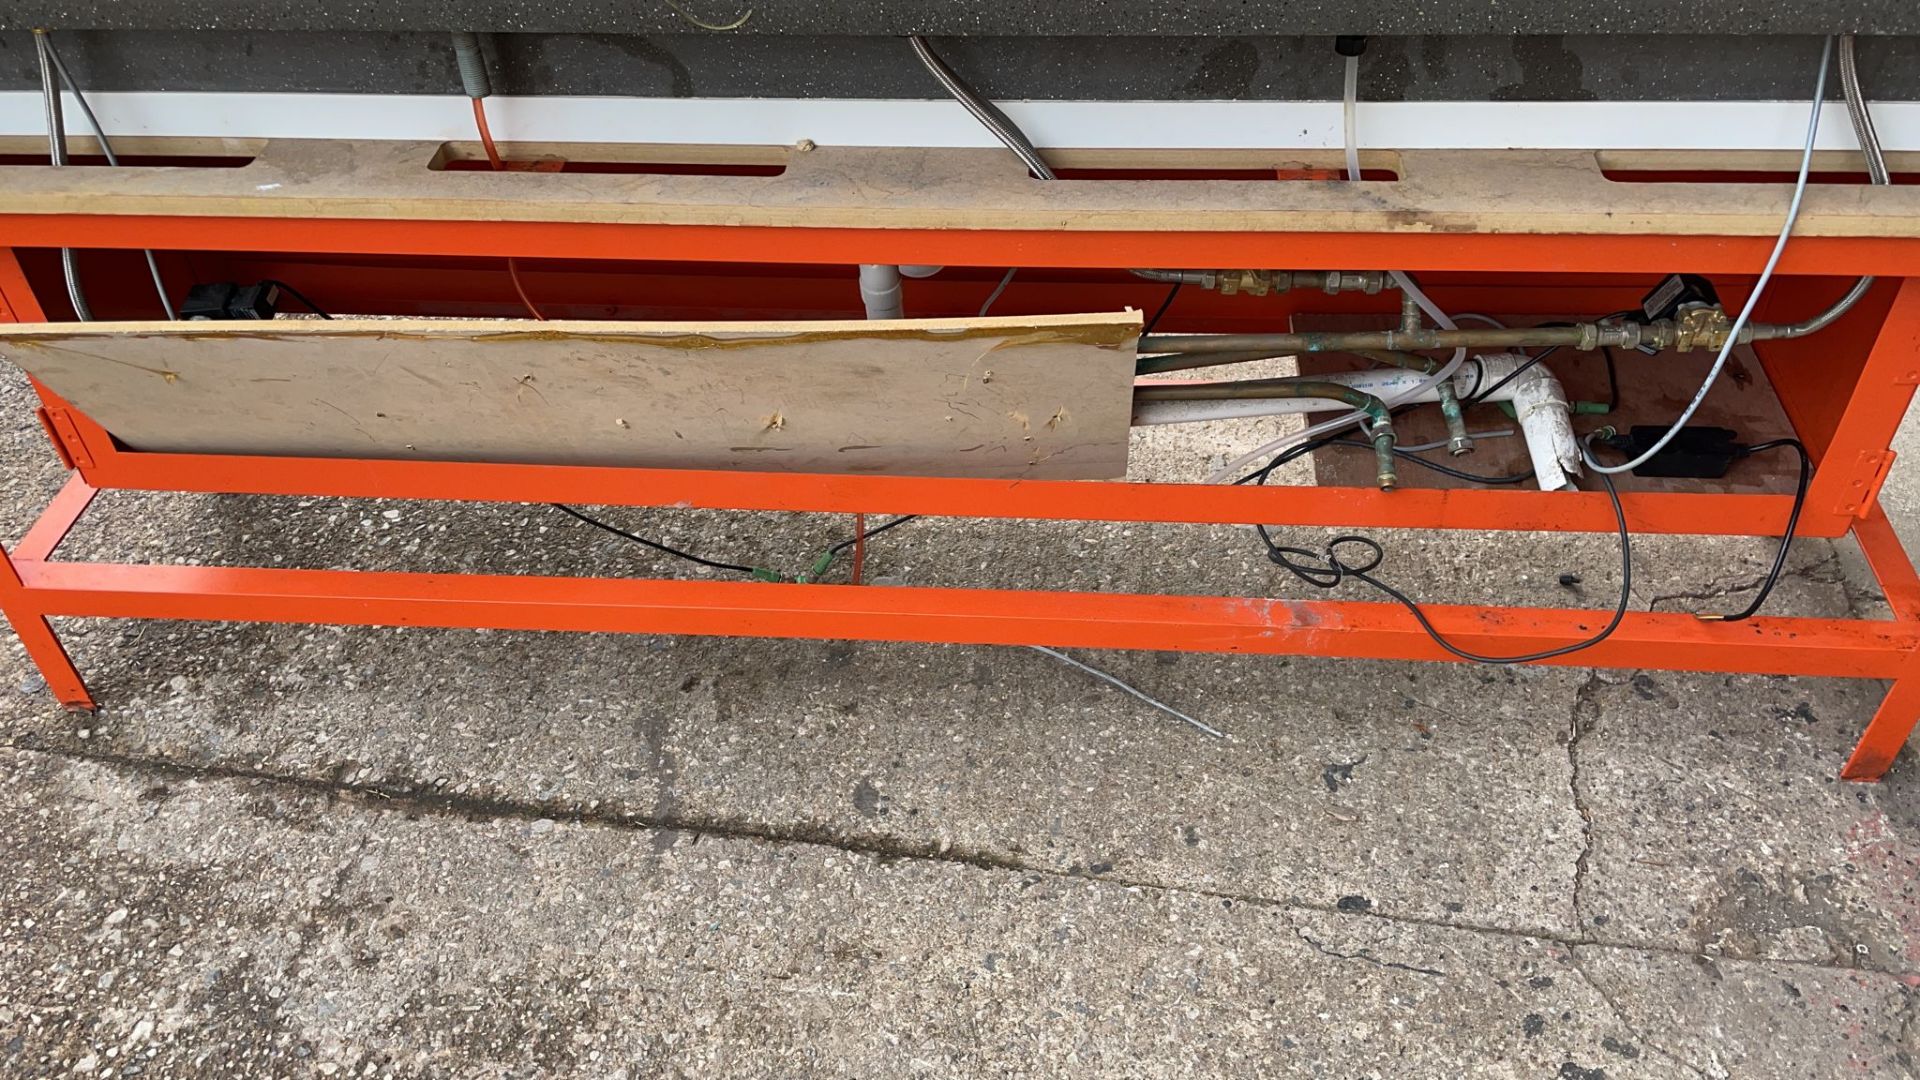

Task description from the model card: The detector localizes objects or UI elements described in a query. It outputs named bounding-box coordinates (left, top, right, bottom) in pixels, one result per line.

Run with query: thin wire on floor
left=555, top=504, right=1226, bottom=737
left=1028, top=646, right=1226, bottom=739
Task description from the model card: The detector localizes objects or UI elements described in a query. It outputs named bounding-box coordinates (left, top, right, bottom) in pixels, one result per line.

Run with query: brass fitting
left=1369, top=420, right=1398, bottom=491
left=1214, top=269, right=1274, bottom=297
left=1671, top=306, right=1734, bottom=352
left=1631, top=307, right=1733, bottom=353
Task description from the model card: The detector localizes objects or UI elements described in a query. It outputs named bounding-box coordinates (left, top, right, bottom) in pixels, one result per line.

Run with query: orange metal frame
left=5, top=213, right=1920, bottom=779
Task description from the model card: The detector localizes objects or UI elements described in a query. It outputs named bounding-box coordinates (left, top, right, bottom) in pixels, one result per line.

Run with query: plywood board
left=0, top=314, right=1140, bottom=480
left=0, top=139, right=1916, bottom=238
left=1293, top=314, right=1801, bottom=495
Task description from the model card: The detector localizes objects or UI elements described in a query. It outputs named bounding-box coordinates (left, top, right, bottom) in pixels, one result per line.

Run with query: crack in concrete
left=1295, top=928, right=1446, bottom=977
left=1644, top=553, right=1841, bottom=614
left=13, top=735, right=1920, bottom=984
left=1567, top=944, right=1709, bottom=1080
left=1568, top=671, right=1604, bottom=931
left=1829, top=543, right=1890, bottom=623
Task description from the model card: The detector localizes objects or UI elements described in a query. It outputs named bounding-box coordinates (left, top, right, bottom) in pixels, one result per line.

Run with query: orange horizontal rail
left=13, top=557, right=1915, bottom=680
left=85, top=450, right=1816, bottom=538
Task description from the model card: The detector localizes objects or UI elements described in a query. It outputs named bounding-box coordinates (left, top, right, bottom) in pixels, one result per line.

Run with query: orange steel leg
left=1840, top=503, right=1920, bottom=780
left=0, top=251, right=94, bottom=711
left=1842, top=669, right=1920, bottom=781
left=0, top=541, right=94, bottom=713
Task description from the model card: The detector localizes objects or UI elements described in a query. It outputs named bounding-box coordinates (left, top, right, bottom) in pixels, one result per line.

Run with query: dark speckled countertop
left=1, top=1, right=1917, bottom=35
left=0, top=30, right=1912, bottom=101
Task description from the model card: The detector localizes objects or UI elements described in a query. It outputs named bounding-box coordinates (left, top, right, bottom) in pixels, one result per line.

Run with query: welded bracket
left=1836, top=450, right=1898, bottom=519
left=33, top=407, right=93, bottom=470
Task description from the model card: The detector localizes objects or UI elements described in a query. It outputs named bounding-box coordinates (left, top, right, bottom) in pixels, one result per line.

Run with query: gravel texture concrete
left=3, top=363, right=1920, bottom=1078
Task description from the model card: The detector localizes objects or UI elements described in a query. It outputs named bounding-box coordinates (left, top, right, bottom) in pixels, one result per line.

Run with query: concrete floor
left=4, top=361, right=1920, bottom=1079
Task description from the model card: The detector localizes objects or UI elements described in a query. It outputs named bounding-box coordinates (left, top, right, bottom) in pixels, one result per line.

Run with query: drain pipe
left=858, top=264, right=943, bottom=320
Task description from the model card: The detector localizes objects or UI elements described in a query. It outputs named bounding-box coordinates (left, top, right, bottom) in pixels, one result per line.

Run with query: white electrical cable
left=978, top=266, right=1018, bottom=317
left=1343, top=55, right=1362, bottom=182
left=1584, top=37, right=1832, bottom=476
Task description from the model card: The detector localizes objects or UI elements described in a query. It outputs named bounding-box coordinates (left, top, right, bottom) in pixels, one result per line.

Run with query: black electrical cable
left=1143, top=283, right=1182, bottom=336
left=730, top=436, right=1615, bottom=666
left=1465, top=314, right=1633, bottom=407
left=261, top=279, right=335, bottom=320
left=551, top=503, right=757, bottom=575
left=1459, top=356, right=1489, bottom=402
left=1696, top=438, right=1810, bottom=623
left=1598, top=346, right=1621, bottom=413
left=1235, top=419, right=1409, bottom=487
left=828, top=514, right=920, bottom=557
left=1249, top=436, right=1632, bottom=665
left=1468, top=345, right=1560, bottom=406
left=1322, top=439, right=1535, bottom=485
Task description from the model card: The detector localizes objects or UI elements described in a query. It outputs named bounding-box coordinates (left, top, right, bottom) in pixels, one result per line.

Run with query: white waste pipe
left=1133, top=353, right=1582, bottom=492
left=1496, top=353, right=1584, bottom=493
left=857, top=264, right=944, bottom=319
left=857, top=264, right=904, bottom=320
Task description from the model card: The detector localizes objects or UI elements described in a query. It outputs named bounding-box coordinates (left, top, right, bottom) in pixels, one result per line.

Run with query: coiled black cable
left=1248, top=436, right=1633, bottom=665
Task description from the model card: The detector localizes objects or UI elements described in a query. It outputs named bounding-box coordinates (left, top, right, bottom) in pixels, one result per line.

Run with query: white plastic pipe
left=1135, top=353, right=1581, bottom=492
left=1496, top=354, right=1584, bottom=493
left=857, top=263, right=904, bottom=320
left=857, top=264, right=945, bottom=319
left=1134, top=368, right=1453, bottom=424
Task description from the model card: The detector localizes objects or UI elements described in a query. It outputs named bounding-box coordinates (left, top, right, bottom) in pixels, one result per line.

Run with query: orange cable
left=472, top=97, right=545, bottom=320
left=471, top=97, right=504, bottom=168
